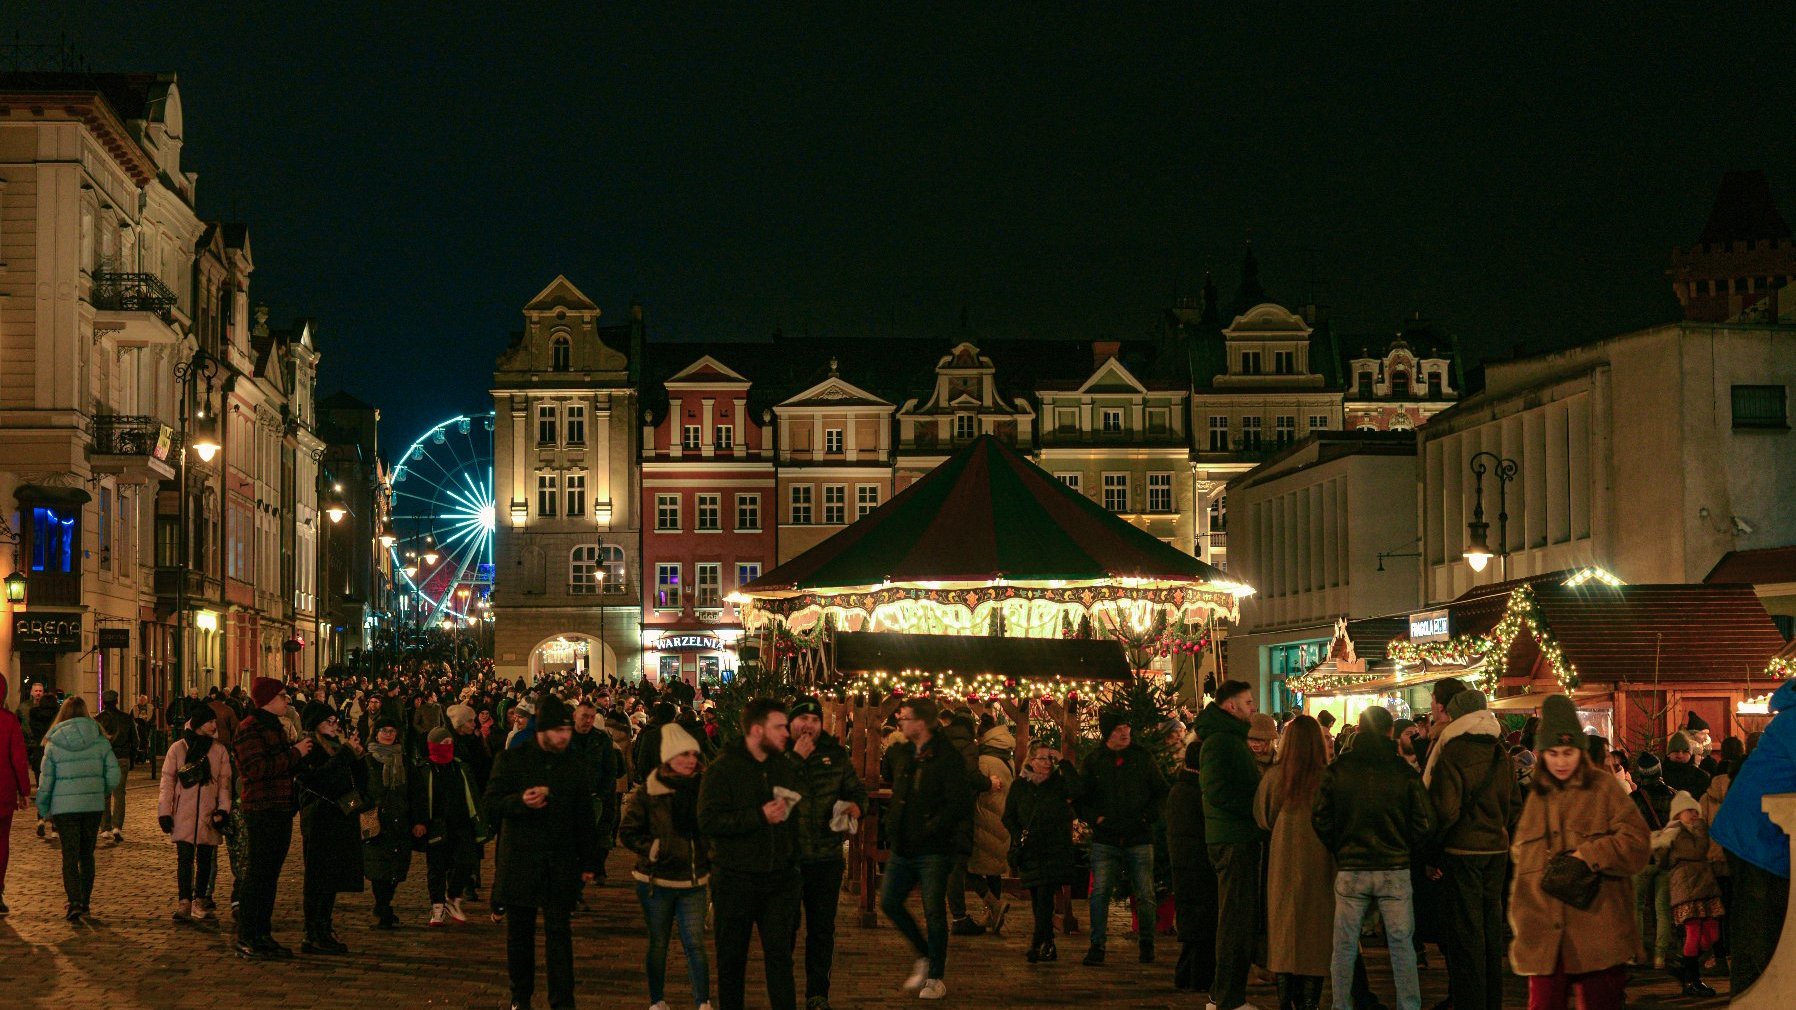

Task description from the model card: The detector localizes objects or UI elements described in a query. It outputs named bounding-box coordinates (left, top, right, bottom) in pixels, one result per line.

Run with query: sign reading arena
left=13, top=613, right=82, bottom=652
left=655, top=634, right=728, bottom=652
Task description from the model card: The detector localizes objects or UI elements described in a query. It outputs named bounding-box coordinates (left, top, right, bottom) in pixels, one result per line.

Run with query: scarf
left=182, top=731, right=215, bottom=767
left=1421, top=709, right=1503, bottom=787
left=659, top=770, right=703, bottom=835
left=368, top=739, right=407, bottom=789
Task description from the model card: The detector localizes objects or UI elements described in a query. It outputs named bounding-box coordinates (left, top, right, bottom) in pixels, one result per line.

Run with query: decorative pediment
left=523, top=275, right=600, bottom=316
left=778, top=371, right=890, bottom=409
left=1076, top=357, right=1147, bottom=396
left=666, top=354, right=750, bottom=386
left=1223, top=302, right=1311, bottom=339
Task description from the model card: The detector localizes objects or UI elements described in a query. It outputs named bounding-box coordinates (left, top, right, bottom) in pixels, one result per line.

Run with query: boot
left=1039, top=939, right=1058, bottom=962
left=173, top=899, right=192, bottom=922
left=983, top=896, right=1010, bottom=936
left=950, top=916, right=986, bottom=937
left=1025, top=941, right=1042, bottom=963
left=1302, top=975, right=1327, bottom=1010
left=1138, top=937, right=1154, bottom=963
left=1681, top=955, right=1716, bottom=997
left=1277, top=974, right=1294, bottom=1010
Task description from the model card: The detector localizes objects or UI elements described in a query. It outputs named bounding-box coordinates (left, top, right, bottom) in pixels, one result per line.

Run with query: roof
left=1229, top=430, right=1417, bottom=492
left=1696, top=170, right=1791, bottom=247
left=317, top=390, right=376, bottom=411
left=1704, top=546, right=1796, bottom=587
left=1339, top=614, right=1412, bottom=663
left=833, top=631, right=1132, bottom=682
left=1528, top=582, right=1785, bottom=684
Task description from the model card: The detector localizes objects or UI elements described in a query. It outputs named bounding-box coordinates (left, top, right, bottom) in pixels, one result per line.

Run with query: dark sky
left=13, top=4, right=1794, bottom=451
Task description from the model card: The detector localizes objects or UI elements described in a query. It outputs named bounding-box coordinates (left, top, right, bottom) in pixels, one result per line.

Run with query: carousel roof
left=741, top=434, right=1238, bottom=595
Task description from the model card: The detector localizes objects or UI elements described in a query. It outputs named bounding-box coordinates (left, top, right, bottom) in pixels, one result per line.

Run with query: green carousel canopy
left=735, top=434, right=1251, bottom=636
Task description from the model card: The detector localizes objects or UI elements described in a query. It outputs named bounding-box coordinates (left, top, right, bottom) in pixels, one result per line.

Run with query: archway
left=527, top=632, right=619, bottom=684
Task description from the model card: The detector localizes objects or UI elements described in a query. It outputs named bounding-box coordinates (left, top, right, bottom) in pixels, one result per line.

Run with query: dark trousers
left=1727, top=852, right=1791, bottom=994
left=239, top=810, right=293, bottom=941
left=1027, top=884, right=1057, bottom=945
left=372, top=878, right=398, bottom=913
left=713, top=867, right=802, bottom=1010
left=945, top=853, right=971, bottom=918
left=302, top=878, right=338, bottom=935
left=799, top=859, right=845, bottom=999
left=53, top=811, right=102, bottom=908
left=880, top=852, right=952, bottom=978
left=427, top=847, right=472, bottom=903
left=506, top=904, right=576, bottom=1009
left=1440, top=853, right=1507, bottom=1010
left=1209, top=840, right=1261, bottom=1010
left=1172, top=861, right=1218, bottom=992
left=175, top=842, right=217, bottom=902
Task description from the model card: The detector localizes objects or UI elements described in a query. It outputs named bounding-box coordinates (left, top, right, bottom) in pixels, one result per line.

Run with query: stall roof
left=833, top=631, right=1133, bottom=683
left=1704, top=546, right=1796, bottom=587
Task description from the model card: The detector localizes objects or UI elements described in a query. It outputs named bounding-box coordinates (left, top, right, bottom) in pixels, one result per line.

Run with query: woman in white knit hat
left=619, top=721, right=713, bottom=1010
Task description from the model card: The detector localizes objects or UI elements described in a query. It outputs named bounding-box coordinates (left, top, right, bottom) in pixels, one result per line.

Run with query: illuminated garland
left=845, top=668, right=1100, bottom=703
left=741, top=581, right=1241, bottom=636
left=1766, top=655, right=1796, bottom=681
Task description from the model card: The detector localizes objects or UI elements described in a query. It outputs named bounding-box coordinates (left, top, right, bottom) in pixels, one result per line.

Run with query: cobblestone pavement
left=0, top=777, right=1730, bottom=1009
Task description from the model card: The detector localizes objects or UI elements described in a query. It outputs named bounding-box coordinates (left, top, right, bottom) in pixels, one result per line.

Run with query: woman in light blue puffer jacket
left=37, top=695, right=121, bottom=921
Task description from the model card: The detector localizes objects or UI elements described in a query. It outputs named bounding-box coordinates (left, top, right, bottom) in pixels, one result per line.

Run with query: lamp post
left=595, top=497, right=613, bottom=684
left=1464, top=451, right=1519, bottom=579
left=316, top=473, right=347, bottom=681
left=173, top=348, right=225, bottom=694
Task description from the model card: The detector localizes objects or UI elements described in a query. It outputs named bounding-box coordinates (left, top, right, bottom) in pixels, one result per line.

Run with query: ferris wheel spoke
left=389, top=412, right=495, bottom=620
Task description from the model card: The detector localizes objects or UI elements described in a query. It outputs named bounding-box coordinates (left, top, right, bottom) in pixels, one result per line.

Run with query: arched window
left=551, top=335, right=571, bottom=372
left=600, top=544, right=626, bottom=591
left=569, top=544, right=598, bottom=594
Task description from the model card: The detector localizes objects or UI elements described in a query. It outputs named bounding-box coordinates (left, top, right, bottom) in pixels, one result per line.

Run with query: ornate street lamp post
left=173, top=348, right=224, bottom=693
left=1464, top=450, right=1519, bottom=579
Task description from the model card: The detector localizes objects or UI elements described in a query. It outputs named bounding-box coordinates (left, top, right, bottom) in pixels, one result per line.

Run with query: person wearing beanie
left=1164, top=739, right=1216, bottom=991
left=1247, top=713, right=1278, bottom=769
left=445, top=703, right=476, bottom=734
left=1006, top=741, right=1080, bottom=966
left=1192, top=679, right=1264, bottom=1007
left=619, top=707, right=712, bottom=1010
left=157, top=697, right=231, bottom=923
left=1683, top=709, right=1715, bottom=769
left=1660, top=787, right=1725, bottom=997
left=1074, top=706, right=1170, bottom=966
left=413, top=724, right=483, bottom=927
left=293, top=692, right=367, bottom=954
left=360, top=713, right=412, bottom=930
left=232, top=676, right=314, bottom=960
left=1662, top=731, right=1712, bottom=801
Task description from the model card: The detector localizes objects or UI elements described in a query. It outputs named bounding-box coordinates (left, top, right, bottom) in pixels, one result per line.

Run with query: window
left=1273, top=350, right=1296, bottom=374
left=790, top=485, right=812, bottom=524
left=695, top=563, right=721, bottom=609
left=564, top=472, right=586, bottom=518
left=550, top=335, right=571, bottom=372
left=1102, top=474, right=1128, bottom=512
left=564, top=404, right=585, bottom=446
left=1357, top=370, right=1374, bottom=397
left=30, top=505, right=79, bottom=575
left=570, top=545, right=599, bottom=594
left=1308, top=414, right=1329, bottom=433
left=736, top=561, right=761, bottom=590
left=954, top=414, right=976, bottom=440
left=1390, top=370, right=1410, bottom=398
left=600, top=544, right=626, bottom=588
left=1055, top=473, right=1082, bottom=493
left=1732, top=385, right=1788, bottom=429
left=697, top=493, right=721, bottom=531
left=1147, top=473, right=1172, bottom=513
left=736, top=493, right=761, bottom=531
left=655, top=564, right=682, bottom=610
left=681, top=425, right=702, bottom=451
left=856, top=484, right=880, bottom=517
left=656, top=493, right=681, bottom=530
left=1101, top=408, right=1124, bottom=433
left=1209, top=498, right=1227, bottom=532
left=98, top=485, right=112, bottom=571
left=537, top=474, right=559, bottom=517
left=1241, top=416, right=1263, bottom=449
left=1240, top=351, right=1262, bottom=375
left=537, top=404, right=557, bottom=445
left=1427, top=371, right=1443, bottom=399
left=823, top=484, right=846, bottom=524
left=1275, top=415, right=1296, bottom=444
left=824, top=428, right=844, bottom=453
left=1208, top=415, right=1230, bottom=451
left=715, top=425, right=733, bottom=450
left=1055, top=408, right=1078, bottom=433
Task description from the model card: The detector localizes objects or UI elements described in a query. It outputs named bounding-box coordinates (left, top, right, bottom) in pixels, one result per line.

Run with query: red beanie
left=250, top=677, right=285, bottom=708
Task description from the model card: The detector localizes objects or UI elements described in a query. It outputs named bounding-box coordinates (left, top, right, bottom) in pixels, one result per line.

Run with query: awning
left=1299, top=661, right=1484, bottom=699
left=1486, top=689, right=1613, bottom=712
left=833, top=631, right=1132, bottom=683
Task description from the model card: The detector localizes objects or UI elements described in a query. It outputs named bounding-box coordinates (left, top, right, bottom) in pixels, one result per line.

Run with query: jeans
left=1330, top=869, right=1419, bottom=1010
left=880, top=852, right=952, bottom=979
left=100, top=780, right=126, bottom=833
left=1209, top=841, right=1262, bottom=1010
left=1171, top=862, right=1218, bottom=992
left=1525, top=961, right=1626, bottom=1010
left=1088, top=841, right=1155, bottom=950
left=175, top=842, right=217, bottom=902
left=712, top=867, right=801, bottom=1010
left=239, top=810, right=293, bottom=941
left=799, top=859, right=845, bottom=999
left=53, top=811, right=102, bottom=907
left=1632, top=864, right=1672, bottom=960
left=1727, top=851, right=1791, bottom=994
left=507, top=904, right=575, bottom=1009
left=1439, top=853, right=1507, bottom=1010
left=638, top=882, right=709, bottom=1007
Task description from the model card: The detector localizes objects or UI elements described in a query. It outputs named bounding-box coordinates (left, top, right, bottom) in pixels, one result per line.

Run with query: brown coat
left=968, top=725, right=1015, bottom=877
left=1508, top=765, right=1651, bottom=976
left=1254, top=770, right=1335, bottom=977
left=1665, top=820, right=1721, bottom=908
left=1698, top=773, right=1729, bottom=871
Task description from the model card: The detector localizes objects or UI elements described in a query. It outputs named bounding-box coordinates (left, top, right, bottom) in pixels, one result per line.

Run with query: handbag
left=177, top=755, right=212, bottom=789
left=333, top=789, right=370, bottom=817
left=1540, top=851, right=1601, bottom=909
left=359, top=807, right=382, bottom=840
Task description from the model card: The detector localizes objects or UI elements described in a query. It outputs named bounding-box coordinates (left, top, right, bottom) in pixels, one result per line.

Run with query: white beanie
left=659, top=723, right=702, bottom=764
left=1669, top=790, right=1701, bottom=821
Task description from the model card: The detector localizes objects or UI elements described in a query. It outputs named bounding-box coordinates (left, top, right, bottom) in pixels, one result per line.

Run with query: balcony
left=88, top=414, right=178, bottom=484
left=90, top=271, right=184, bottom=346
left=155, top=567, right=224, bottom=604
left=25, top=571, right=81, bottom=608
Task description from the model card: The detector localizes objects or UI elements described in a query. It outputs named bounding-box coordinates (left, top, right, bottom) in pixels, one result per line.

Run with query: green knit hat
left=1535, top=695, right=1584, bottom=750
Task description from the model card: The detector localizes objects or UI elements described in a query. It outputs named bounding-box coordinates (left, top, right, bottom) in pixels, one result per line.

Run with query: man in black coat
left=878, top=697, right=976, bottom=1000
left=1074, top=708, right=1170, bottom=965
left=484, top=696, right=601, bottom=1010
left=697, top=697, right=803, bottom=1010
left=571, top=700, right=623, bottom=888
left=1165, top=739, right=1217, bottom=993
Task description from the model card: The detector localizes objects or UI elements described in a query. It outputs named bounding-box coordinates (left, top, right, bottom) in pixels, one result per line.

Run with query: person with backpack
left=158, top=702, right=233, bottom=922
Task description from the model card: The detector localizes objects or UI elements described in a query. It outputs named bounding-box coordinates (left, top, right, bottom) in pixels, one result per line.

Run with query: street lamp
left=0, top=513, right=25, bottom=604
left=316, top=477, right=348, bottom=680
left=1464, top=451, right=1518, bottom=577
left=173, top=347, right=226, bottom=693
left=421, top=534, right=440, bottom=567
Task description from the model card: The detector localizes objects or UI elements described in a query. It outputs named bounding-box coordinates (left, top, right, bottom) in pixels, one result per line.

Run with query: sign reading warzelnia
left=655, top=634, right=728, bottom=652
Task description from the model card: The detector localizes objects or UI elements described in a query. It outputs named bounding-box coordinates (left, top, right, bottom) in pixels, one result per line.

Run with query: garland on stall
left=1384, top=584, right=1580, bottom=692
left=1765, top=655, right=1796, bottom=681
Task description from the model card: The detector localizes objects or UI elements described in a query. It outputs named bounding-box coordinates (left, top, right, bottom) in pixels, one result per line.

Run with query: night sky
left=13, top=5, right=1795, bottom=450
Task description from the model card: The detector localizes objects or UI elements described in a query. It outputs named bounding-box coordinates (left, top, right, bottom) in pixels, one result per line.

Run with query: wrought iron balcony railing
left=91, top=414, right=176, bottom=460
left=91, top=270, right=180, bottom=322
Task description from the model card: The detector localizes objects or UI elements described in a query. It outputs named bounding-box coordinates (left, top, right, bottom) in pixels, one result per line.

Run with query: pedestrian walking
left=19, top=681, right=57, bottom=837
left=0, top=674, right=30, bottom=916
left=1197, top=679, right=1264, bottom=1010
left=232, top=677, right=314, bottom=960
left=1661, top=790, right=1723, bottom=996
left=785, top=695, right=868, bottom=1010
left=1165, top=739, right=1217, bottom=993
left=1421, top=688, right=1517, bottom=1010
left=1711, top=675, right=1794, bottom=994
left=1507, top=694, right=1650, bottom=1010
left=1003, top=743, right=1078, bottom=964
left=36, top=695, right=122, bottom=921
left=620, top=720, right=714, bottom=1010
left=295, top=701, right=367, bottom=953
left=1253, top=715, right=1332, bottom=1010
left=416, top=725, right=484, bottom=926
left=878, top=696, right=975, bottom=1000
left=157, top=702, right=233, bottom=922
left=484, top=695, right=602, bottom=1010
left=94, top=689, right=136, bottom=843
left=1076, top=707, right=1169, bottom=965
left=697, top=697, right=803, bottom=1010
left=1628, top=750, right=1676, bottom=968
left=1312, top=706, right=1435, bottom=1010
left=362, top=715, right=413, bottom=929
left=572, top=700, right=624, bottom=891
left=967, top=714, right=1015, bottom=937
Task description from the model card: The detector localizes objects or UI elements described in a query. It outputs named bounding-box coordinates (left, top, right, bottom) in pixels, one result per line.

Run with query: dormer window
left=1357, top=370, right=1374, bottom=398
left=1240, top=351, right=1262, bottom=375
left=954, top=414, right=976, bottom=440
left=551, top=335, right=571, bottom=372
left=1101, top=409, right=1124, bottom=433
left=1390, top=369, right=1410, bottom=398
left=1273, top=350, right=1296, bottom=375
left=1427, top=370, right=1443, bottom=399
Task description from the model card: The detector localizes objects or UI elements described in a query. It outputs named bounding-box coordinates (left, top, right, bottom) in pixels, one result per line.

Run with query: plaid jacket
left=234, top=709, right=298, bottom=813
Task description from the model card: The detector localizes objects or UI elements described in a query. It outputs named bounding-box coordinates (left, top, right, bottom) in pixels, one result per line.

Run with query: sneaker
left=429, top=903, right=447, bottom=927
left=113, top=829, right=125, bottom=843
left=195, top=901, right=216, bottom=921
left=36, top=820, right=44, bottom=838
left=1082, top=945, right=1104, bottom=966
left=901, top=957, right=929, bottom=992
left=806, top=998, right=833, bottom=1010
left=918, top=980, right=947, bottom=1001
left=0, top=895, right=9, bottom=916
left=445, top=897, right=468, bottom=924
left=173, top=900, right=192, bottom=921
left=649, top=1003, right=670, bottom=1010
left=985, top=900, right=1010, bottom=937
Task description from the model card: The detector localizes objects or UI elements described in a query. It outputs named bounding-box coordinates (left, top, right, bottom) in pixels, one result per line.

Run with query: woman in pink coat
left=0, top=674, right=32, bottom=916
left=158, top=702, right=234, bottom=922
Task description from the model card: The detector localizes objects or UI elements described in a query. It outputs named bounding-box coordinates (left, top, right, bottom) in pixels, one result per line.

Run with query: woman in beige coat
left=1252, top=715, right=1332, bottom=1010
left=1508, top=696, right=1650, bottom=1010
left=967, top=718, right=1015, bottom=934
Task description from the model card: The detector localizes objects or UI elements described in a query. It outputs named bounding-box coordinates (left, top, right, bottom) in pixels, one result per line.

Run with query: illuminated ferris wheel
left=388, top=412, right=495, bottom=622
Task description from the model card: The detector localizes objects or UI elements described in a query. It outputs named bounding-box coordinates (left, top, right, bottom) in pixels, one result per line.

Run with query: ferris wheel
left=388, top=411, right=495, bottom=622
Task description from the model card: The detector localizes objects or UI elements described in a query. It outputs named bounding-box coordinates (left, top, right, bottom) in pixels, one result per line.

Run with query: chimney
left=1091, top=340, right=1121, bottom=370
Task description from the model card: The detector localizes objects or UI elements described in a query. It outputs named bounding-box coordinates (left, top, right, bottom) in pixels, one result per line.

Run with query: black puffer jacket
left=1002, top=763, right=1078, bottom=887
left=483, top=739, right=602, bottom=911
left=620, top=769, right=709, bottom=887
left=883, top=734, right=975, bottom=858
left=696, top=739, right=800, bottom=875
left=1075, top=742, right=1170, bottom=847
left=1313, top=734, right=1435, bottom=870
left=784, top=732, right=869, bottom=864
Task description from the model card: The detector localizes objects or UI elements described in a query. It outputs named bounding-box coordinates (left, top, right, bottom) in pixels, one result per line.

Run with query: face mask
left=428, top=740, right=455, bottom=765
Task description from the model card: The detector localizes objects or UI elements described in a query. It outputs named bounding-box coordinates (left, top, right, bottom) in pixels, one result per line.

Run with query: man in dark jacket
left=784, top=695, right=867, bottom=1010
left=232, top=677, right=315, bottom=960
left=1422, top=689, right=1517, bottom=1010
left=1663, top=730, right=1712, bottom=800
left=1314, top=706, right=1436, bottom=1010
left=1631, top=750, right=1677, bottom=968
left=633, top=701, right=678, bottom=784
left=94, top=690, right=136, bottom=842
left=697, top=697, right=802, bottom=1010
left=879, top=696, right=975, bottom=1000
left=1196, top=679, right=1262, bottom=1010
left=571, top=700, right=623, bottom=888
left=1165, top=739, right=1217, bottom=993
left=936, top=705, right=990, bottom=936
left=1075, top=707, right=1169, bottom=965
left=484, top=695, right=601, bottom=1010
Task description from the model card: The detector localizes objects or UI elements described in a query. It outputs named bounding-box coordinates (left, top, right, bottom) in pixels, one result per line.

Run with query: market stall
left=1289, top=615, right=1487, bottom=727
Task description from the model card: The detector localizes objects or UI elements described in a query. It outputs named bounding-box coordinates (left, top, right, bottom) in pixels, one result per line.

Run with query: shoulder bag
left=1539, top=791, right=1601, bottom=909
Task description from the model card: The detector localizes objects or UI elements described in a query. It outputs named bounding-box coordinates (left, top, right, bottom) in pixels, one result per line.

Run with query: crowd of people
left=0, top=661, right=1792, bottom=1010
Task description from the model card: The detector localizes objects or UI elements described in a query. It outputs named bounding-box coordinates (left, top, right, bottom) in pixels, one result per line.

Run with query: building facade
left=1342, top=317, right=1461, bottom=431
left=1668, top=171, right=1796, bottom=324
left=771, top=361, right=895, bottom=565
left=894, top=342, right=1035, bottom=490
